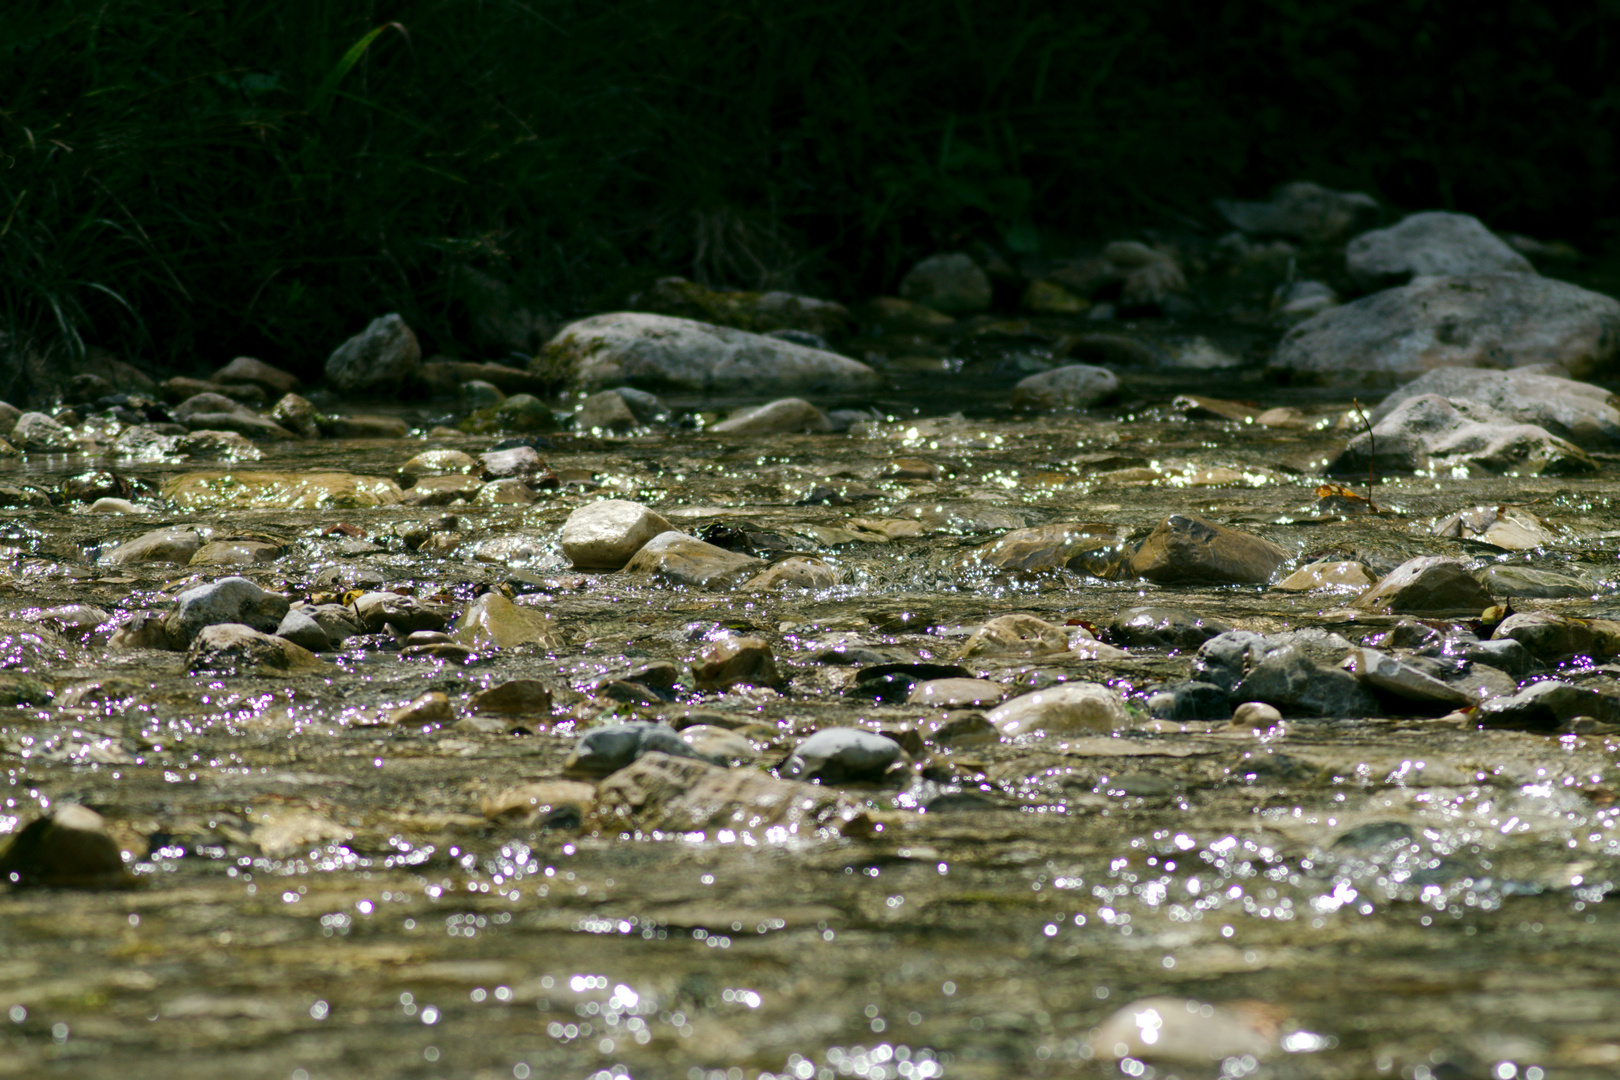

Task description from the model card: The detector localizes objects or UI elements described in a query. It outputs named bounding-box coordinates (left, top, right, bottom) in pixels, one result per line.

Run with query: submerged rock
left=102, top=527, right=204, bottom=565
left=592, top=751, right=865, bottom=836
left=453, top=592, right=558, bottom=651
left=691, top=635, right=784, bottom=691
left=1109, top=605, right=1232, bottom=649
left=162, top=471, right=403, bottom=509
left=565, top=723, right=721, bottom=777
left=960, top=522, right=1131, bottom=575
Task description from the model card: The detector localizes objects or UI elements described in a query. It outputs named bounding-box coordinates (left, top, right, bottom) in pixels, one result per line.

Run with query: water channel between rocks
left=3, top=360, right=1620, bottom=1080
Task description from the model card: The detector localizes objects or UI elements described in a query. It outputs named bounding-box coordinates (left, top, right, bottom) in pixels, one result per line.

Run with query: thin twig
left=1353, top=398, right=1377, bottom=512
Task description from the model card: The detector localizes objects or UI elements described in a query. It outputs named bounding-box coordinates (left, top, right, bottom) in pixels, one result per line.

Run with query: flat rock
left=1353, top=556, right=1495, bottom=616
left=166, top=576, right=290, bottom=643
left=401, top=475, right=484, bottom=506
left=469, top=679, right=554, bottom=715
left=1346, top=211, right=1535, bottom=288
left=560, top=500, right=672, bottom=569
left=1326, top=395, right=1595, bottom=477
left=352, top=592, right=448, bottom=634
left=540, top=312, right=879, bottom=395
left=691, top=635, right=784, bottom=691
left=1271, top=274, right=1620, bottom=386
left=1008, top=364, right=1120, bottom=410
left=325, top=313, right=422, bottom=394
left=709, top=397, right=832, bottom=435
left=1476, top=680, right=1620, bottom=731
left=742, top=557, right=842, bottom=591
left=401, top=449, right=478, bottom=480
left=1432, top=505, right=1559, bottom=550
left=955, top=614, right=1071, bottom=659
left=1342, top=647, right=1471, bottom=708
left=592, top=752, right=864, bottom=837
left=781, top=728, right=907, bottom=783
left=453, top=592, right=559, bottom=651
left=188, top=540, right=282, bottom=566
left=1128, top=513, right=1289, bottom=585
left=213, top=356, right=301, bottom=397
left=907, top=678, right=1006, bottom=708
left=1370, top=367, right=1620, bottom=449
left=481, top=780, right=596, bottom=826
left=987, top=682, right=1130, bottom=737
left=162, top=471, right=403, bottom=509
left=1476, top=565, right=1588, bottom=599
left=1272, top=560, right=1377, bottom=593
left=188, top=623, right=324, bottom=674
left=102, top=527, right=204, bottom=565
left=621, top=531, right=765, bottom=588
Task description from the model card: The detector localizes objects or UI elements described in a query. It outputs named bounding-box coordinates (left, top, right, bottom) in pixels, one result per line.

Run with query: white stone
left=987, top=682, right=1130, bottom=737
left=559, top=500, right=672, bottom=569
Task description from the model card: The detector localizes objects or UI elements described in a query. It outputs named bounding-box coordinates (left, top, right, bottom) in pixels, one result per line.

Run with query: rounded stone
left=899, top=253, right=992, bottom=315
left=781, top=728, right=906, bottom=783
left=560, top=500, right=672, bottom=569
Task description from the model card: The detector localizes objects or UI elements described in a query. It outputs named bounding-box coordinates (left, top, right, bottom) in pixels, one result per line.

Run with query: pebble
left=560, top=500, right=672, bottom=568
left=691, top=635, right=784, bottom=691
left=1232, top=701, right=1283, bottom=727
left=401, top=449, right=478, bottom=479
left=166, top=576, right=290, bottom=644
left=742, top=557, right=842, bottom=591
left=401, top=475, right=484, bottom=506
left=86, top=497, right=144, bottom=514
left=907, top=678, right=1006, bottom=708
left=781, top=727, right=907, bottom=783
left=387, top=691, right=455, bottom=726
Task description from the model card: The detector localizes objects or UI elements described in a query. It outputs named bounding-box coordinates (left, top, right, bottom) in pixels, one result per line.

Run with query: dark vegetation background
left=3, top=0, right=1618, bottom=381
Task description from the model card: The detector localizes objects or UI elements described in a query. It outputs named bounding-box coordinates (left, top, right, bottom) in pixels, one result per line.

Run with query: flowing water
left=3, top=328, right=1620, bottom=1080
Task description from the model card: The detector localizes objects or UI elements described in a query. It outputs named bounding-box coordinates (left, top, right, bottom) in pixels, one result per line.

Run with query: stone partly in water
left=453, top=592, right=559, bottom=652
left=325, top=313, right=422, bottom=394
left=987, top=683, right=1131, bottom=737
left=0, top=804, right=133, bottom=889
left=1341, top=647, right=1472, bottom=709
left=1128, top=514, right=1290, bottom=586
left=189, top=540, right=283, bottom=566
left=101, top=527, right=205, bottom=565
left=621, top=531, right=765, bottom=588
left=1326, top=395, right=1596, bottom=478
left=11, top=412, right=78, bottom=452
left=275, top=608, right=332, bottom=652
left=1352, top=556, right=1497, bottom=616
left=560, top=500, right=673, bottom=569
left=960, top=522, right=1132, bottom=576
left=166, top=576, right=290, bottom=644
left=1345, top=211, right=1535, bottom=288
left=482, top=780, right=597, bottom=828
left=1088, top=996, right=1281, bottom=1064
left=564, top=722, right=720, bottom=777
left=691, top=635, right=784, bottom=691
left=1491, top=612, right=1620, bottom=664
left=1214, top=180, right=1379, bottom=242
left=1008, top=364, right=1120, bottom=411
left=469, top=679, right=554, bottom=716
left=1432, top=505, right=1559, bottom=550
left=1476, top=565, right=1589, bottom=599
left=1272, top=560, right=1377, bottom=593
left=957, top=614, right=1083, bottom=659
left=538, top=313, right=879, bottom=395
left=1476, top=680, right=1620, bottom=731
left=162, top=471, right=404, bottom=510
left=188, top=623, right=325, bottom=674
left=781, top=728, right=907, bottom=783
left=592, top=751, right=866, bottom=838
left=742, top=557, right=843, bottom=591
left=1369, top=367, right=1620, bottom=449
left=1233, top=646, right=1378, bottom=717
left=1108, top=605, right=1233, bottom=649
left=1271, top=274, right=1620, bottom=385
left=709, top=397, right=833, bottom=435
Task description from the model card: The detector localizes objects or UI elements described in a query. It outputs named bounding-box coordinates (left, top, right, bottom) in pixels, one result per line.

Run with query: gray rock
left=172, top=392, right=254, bottom=423
left=351, top=591, right=448, bottom=634
left=0, top=401, right=20, bottom=437
left=1143, top=681, right=1230, bottom=720
left=1456, top=637, right=1538, bottom=678
left=1213, top=181, right=1379, bottom=242
left=611, top=387, right=670, bottom=425
left=187, top=622, right=324, bottom=674
left=1191, top=630, right=1272, bottom=691
left=11, top=412, right=76, bottom=452
left=101, top=527, right=204, bottom=565
left=1342, top=647, right=1471, bottom=708
left=782, top=728, right=907, bottom=783
left=1271, top=274, right=1620, bottom=386
left=1109, top=606, right=1233, bottom=650
left=1233, top=646, right=1378, bottom=717
left=540, top=313, right=879, bottom=395
left=478, top=444, right=545, bottom=480
left=275, top=608, right=332, bottom=652
left=565, top=721, right=718, bottom=776
left=1346, top=211, right=1534, bottom=288
left=709, top=397, right=832, bottom=435
left=621, top=531, right=765, bottom=589
left=1476, top=565, right=1589, bottom=599
left=325, top=313, right=422, bottom=394
left=1433, top=505, right=1559, bottom=550
left=575, top=390, right=640, bottom=433
left=1353, top=556, right=1496, bottom=616
left=1128, top=514, right=1290, bottom=585
left=491, top=393, right=559, bottom=433
left=1370, top=367, right=1620, bottom=449
left=181, top=412, right=299, bottom=441
left=899, top=253, right=992, bottom=314
left=560, top=500, right=672, bottom=569
left=1476, top=680, right=1620, bottom=731
left=1492, top=612, right=1620, bottom=664
left=1328, top=394, right=1595, bottom=477
left=303, top=603, right=365, bottom=645
left=166, top=576, right=291, bottom=643
left=1008, top=364, right=1120, bottom=410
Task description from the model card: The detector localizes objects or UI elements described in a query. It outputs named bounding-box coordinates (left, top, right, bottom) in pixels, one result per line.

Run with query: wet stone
left=956, top=614, right=1076, bottom=659
left=0, top=804, right=132, bottom=890
left=188, top=623, right=324, bottom=674
left=469, top=679, right=554, bottom=716
left=350, top=592, right=448, bottom=634
left=325, top=313, right=421, bottom=394
left=560, top=499, right=672, bottom=569
left=401, top=474, right=484, bottom=506
left=274, top=608, right=332, bottom=652
left=1128, top=513, right=1290, bottom=585
left=1492, top=612, right=1620, bottom=663
left=387, top=691, right=454, bottom=727
left=189, top=539, right=283, bottom=566
left=1476, top=680, right=1620, bottom=731
left=1373, top=366, right=1620, bottom=449
left=1353, top=556, right=1496, bottom=616
left=1109, top=605, right=1233, bottom=649
left=565, top=722, right=718, bottom=776
left=1234, top=646, right=1378, bottom=718
left=401, top=449, right=478, bottom=480
left=269, top=393, right=321, bottom=439
left=987, top=682, right=1131, bottom=736
left=1477, top=565, right=1589, bottom=598
left=1273, top=559, right=1376, bottom=592
left=743, top=557, right=842, bottom=591
left=1090, top=996, right=1280, bottom=1064
left=108, top=611, right=175, bottom=650
left=166, top=576, right=290, bottom=644
left=1008, top=364, right=1119, bottom=410
left=1342, top=647, right=1472, bottom=709
left=691, top=635, right=784, bottom=692
left=781, top=728, right=907, bottom=783
left=680, top=725, right=762, bottom=765
left=12, top=412, right=78, bottom=452
left=453, top=592, right=557, bottom=651
left=709, top=397, right=832, bottom=435
left=214, top=356, right=301, bottom=397
left=622, top=531, right=765, bottom=588
left=162, top=471, right=403, bottom=510
left=1144, top=680, right=1230, bottom=720
left=477, top=444, right=545, bottom=480
left=592, top=751, right=863, bottom=837
left=1232, top=701, right=1284, bottom=727
left=102, top=527, right=204, bottom=565
left=907, top=678, right=1005, bottom=708
left=575, top=390, right=640, bottom=432
left=482, top=780, right=596, bottom=827
left=961, top=522, right=1131, bottom=575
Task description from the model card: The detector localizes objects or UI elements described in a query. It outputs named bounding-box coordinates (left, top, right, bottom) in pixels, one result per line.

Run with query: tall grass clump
left=2, top=0, right=1616, bottom=388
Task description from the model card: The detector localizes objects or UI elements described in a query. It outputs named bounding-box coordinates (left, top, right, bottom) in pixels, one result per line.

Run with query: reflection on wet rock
left=453, top=592, right=558, bottom=651
left=1128, top=513, right=1289, bottom=585
left=162, top=470, right=403, bottom=509
left=0, top=805, right=133, bottom=890
left=782, top=727, right=907, bottom=783
left=1089, top=996, right=1283, bottom=1064
left=560, top=499, right=672, bottom=569
left=166, top=576, right=290, bottom=643
left=1353, top=556, right=1496, bottom=616
left=691, top=635, right=784, bottom=692
left=101, top=527, right=204, bottom=565
left=1491, top=611, right=1620, bottom=663
left=1109, top=605, right=1233, bottom=649
left=622, top=531, right=765, bottom=588
left=709, top=398, right=832, bottom=435
left=591, top=751, right=865, bottom=836
left=187, top=623, right=324, bottom=674
left=188, top=539, right=283, bottom=566
left=1272, top=559, right=1376, bottom=593
left=566, top=722, right=718, bottom=776
left=987, top=682, right=1130, bottom=736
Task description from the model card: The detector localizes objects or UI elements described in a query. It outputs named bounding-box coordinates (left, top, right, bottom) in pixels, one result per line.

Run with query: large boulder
left=1326, top=394, right=1595, bottom=477
left=1270, top=274, right=1620, bottom=386
left=325, top=314, right=422, bottom=394
left=1346, top=211, right=1534, bottom=288
left=1369, top=367, right=1620, bottom=449
left=537, top=313, right=879, bottom=395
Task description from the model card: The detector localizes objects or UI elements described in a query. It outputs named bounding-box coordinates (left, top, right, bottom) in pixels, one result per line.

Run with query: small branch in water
left=1353, top=398, right=1378, bottom=513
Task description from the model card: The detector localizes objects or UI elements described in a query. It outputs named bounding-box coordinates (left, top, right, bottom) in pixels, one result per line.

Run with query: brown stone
left=1352, top=556, right=1496, bottom=616
left=1129, top=514, right=1289, bottom=585
left=692, top=635, right=784, bottom=691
